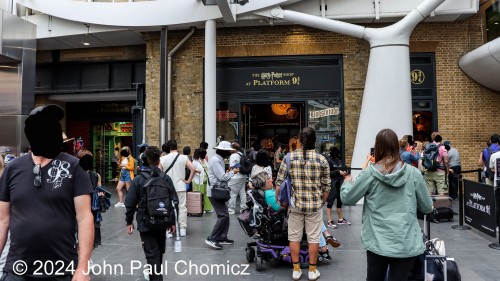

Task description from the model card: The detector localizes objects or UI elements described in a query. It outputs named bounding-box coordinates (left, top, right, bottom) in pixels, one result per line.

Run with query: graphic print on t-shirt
left=47, top=159, right=72, bottom=189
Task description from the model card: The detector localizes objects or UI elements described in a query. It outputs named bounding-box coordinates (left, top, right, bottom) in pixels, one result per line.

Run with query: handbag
left=208, top=176, right=230, bottom=202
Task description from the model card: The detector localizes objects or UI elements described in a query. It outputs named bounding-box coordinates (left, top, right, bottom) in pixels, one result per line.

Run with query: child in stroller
left=238, top=172, right=340, bottom=271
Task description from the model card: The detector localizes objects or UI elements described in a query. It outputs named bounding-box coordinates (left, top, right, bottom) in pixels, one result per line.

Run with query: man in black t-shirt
left=0, top=105, right=94, bottom=281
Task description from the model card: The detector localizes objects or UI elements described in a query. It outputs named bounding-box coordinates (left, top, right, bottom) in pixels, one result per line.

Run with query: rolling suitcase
left=187, top=191, right=204, bottom=217
left=429, top=196, right=454, bottom=223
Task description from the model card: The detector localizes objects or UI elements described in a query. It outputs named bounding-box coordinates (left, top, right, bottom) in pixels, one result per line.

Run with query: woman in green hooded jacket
left=341, top=128, right=433, bottom=281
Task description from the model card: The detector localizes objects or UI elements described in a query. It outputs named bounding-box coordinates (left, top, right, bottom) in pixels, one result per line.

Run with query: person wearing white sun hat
left=204, top=141, right=239, bottom=250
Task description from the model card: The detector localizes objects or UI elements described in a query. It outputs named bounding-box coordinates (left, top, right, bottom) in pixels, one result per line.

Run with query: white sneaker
left=292, top=270, right=302, bottom=281
left=308, top=269, right=320, bottom=281
left=228, top=209, right=235, bottom=215
left=114, top=202, right=123, bottom=207
left=143, top=268, right=150, bottom=280
left=120, top=202, right=126, bottom=208
left=180, top=228, right=186, bottom=237
left=166, top=231, right=173, bottom=239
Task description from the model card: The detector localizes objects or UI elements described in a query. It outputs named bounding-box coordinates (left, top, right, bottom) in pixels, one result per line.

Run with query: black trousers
left=1, top=273, right=71, bottom=281
left=366, top=251, right=417, bottom=281
left=140, top=230, right=166, bottom=281
left=448, top=166, right=462, bottom=199
left=208, top=197, right=230, bottom=241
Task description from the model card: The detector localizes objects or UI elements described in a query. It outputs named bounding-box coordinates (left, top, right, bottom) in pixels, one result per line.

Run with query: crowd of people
left=1, top=103, right=500, bottom=281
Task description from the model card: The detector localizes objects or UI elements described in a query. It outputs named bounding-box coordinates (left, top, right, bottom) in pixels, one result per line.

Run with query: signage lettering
left=463, top=179, right=497, bottom=238
left=246, top=72, right=301, bottom=87
left=411, top=69, right=425, bottom=84
left=309, top=107, right=340, bottom=119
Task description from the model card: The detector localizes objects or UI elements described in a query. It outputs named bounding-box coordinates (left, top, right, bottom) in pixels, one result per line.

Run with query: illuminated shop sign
left=216, top=56, right=342, bottom=93
left=247, top=72, right=301, bottom=87
left=309, top=107, right=340, bottom=119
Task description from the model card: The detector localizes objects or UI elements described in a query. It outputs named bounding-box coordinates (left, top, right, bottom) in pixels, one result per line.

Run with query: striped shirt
left=275, top=149, right=330, bottom=212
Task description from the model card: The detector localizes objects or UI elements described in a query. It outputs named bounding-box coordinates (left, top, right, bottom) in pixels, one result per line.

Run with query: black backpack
left=140, top=170, right=176, bottom=229
left=484, top=147, right=497, bottom=181
left=423, top=143, right=443, bottom=171
left=238, top=152, right=255, bottom=175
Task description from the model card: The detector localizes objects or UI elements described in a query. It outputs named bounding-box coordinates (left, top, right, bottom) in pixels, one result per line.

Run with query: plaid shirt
left=275, top=149, right=330, bottom=212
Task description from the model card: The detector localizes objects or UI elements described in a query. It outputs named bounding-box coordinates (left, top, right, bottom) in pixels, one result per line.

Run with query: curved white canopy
left=459, top=37, right=500, bottom=92
left=16, top=0, right=288, bottom=27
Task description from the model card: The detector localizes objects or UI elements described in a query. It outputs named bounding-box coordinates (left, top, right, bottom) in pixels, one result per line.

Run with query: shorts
left=288, top=206, right=322, bottom=244
left=119, top=169, right=131, bottom=183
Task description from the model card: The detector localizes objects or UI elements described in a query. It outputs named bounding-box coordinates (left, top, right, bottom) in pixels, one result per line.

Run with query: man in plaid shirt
left=275, top=127, right=330, bottom=281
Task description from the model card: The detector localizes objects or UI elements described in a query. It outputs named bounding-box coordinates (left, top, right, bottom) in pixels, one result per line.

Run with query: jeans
left=366, top=250, right=417, bottom=281
left=208, top=197, right=230, bottom=241
left=140, top=230, right=166, bottom=281
left=319, top=223, right=326, bottom=248
left=228, top=177, right=246, bottom=211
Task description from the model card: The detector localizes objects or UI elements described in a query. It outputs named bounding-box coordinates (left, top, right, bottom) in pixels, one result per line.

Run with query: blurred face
left=264, top=177, right=273, bottom=190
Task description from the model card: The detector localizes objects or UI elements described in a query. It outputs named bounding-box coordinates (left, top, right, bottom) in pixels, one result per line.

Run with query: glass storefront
left=216, top=55, right=344, bottom=160
left=215, top=53, right=436, bottom=163
left=93, top=122, right=133, bottom=182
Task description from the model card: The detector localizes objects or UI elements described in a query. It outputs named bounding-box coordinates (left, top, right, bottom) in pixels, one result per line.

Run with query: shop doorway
left=240, top=102, right=305, bottom=152
left=93, top=122, right=133, bottom=183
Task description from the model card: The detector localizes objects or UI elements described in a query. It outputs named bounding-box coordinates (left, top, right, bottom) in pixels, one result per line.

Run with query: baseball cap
left=137, top=143, right=149, bottom=148
left=443, top=141, right=451, bottom=146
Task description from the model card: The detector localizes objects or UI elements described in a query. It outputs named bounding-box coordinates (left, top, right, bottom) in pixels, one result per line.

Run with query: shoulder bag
left=207, top=166, right=230, bottom=202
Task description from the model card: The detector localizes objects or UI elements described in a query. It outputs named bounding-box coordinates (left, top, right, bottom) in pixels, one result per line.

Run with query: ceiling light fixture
left=81, top=24, right=90, bottom=46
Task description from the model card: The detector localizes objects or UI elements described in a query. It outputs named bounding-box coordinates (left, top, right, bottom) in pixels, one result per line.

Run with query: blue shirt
left=400, top=149, right=419, bottom=165
left=264, top=189, right=280, bottom=212
left=482, top=143, right=500, bottom=164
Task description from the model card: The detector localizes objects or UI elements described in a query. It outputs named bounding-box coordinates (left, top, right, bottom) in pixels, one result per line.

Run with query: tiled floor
left=90, top=188, right=500, bottom=280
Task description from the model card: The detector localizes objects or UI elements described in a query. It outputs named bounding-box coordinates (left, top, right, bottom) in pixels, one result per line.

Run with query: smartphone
left=370, top=147, right=374, bottom=156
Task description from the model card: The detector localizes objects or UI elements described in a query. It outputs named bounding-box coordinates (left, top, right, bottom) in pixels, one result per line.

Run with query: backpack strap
left=165, top=153, right=180, bottom=173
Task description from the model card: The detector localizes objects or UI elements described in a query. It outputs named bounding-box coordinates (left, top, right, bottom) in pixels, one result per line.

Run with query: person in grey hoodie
left=341, top=128, right=433, bottom=281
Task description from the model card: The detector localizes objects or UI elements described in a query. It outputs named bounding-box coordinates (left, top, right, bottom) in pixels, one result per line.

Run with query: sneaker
left=308, top=269, right=320, bottom=281
left=292, top=270, right=302, bottom=281
left=166, top=231, right=173, bottom=239
left=114, top=202, right=123, bottom=207
left=219, top=238, right=234, bottom=245
left=338, top=218, right=351, bottom=225
left=228, top=209, right=235, bottom=215
left=143, top=269, right=150, bottom=281
left=319, top=250, right=332, bottom=261
left=205, top=237, right=222, bottom=250
left=180, top=228, right=186, bottom=237
left=205, top=210, right=214, bottom=213
left=327, top=220, right=337, bottom=229
left=325, top=235, right=341, bottom=248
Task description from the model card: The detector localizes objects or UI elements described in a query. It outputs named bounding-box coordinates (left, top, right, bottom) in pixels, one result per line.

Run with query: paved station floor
left=90, top=187, right=500, bottom=281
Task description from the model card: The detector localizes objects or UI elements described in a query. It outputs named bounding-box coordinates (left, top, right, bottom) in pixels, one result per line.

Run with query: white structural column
left=205, top=20, right=217, bottom=158
left=272, top=0, right=445, bottom=177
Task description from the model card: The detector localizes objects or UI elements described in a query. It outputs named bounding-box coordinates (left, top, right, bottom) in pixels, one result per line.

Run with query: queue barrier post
left=452, top=173, right=471, bottom=230
left=489, top=183, right=500, bottom=250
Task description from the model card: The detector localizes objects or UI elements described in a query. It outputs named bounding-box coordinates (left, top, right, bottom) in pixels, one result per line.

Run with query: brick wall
left=142, top=12, right=498, bottom=174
